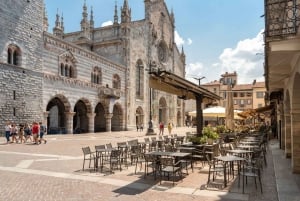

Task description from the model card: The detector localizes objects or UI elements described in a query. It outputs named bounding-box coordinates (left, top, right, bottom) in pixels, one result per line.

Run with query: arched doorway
left=159, top=97, right=167, bottom=124
left=73, top=100, right=89, bottom=134
left=136, top=106, right=144, bottom=128
left=177, top=111, right=182, bottom=127
left=94, top=103, right=106, bottom=132
left=112, top=104, right=123, bottom=131
left=46, top=96, right=70, bottom=134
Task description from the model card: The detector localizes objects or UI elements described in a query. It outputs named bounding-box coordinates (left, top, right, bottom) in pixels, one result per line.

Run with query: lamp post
left=193, top=76, right=206, bottom=86
left=146, top=61, right=156, bottom=135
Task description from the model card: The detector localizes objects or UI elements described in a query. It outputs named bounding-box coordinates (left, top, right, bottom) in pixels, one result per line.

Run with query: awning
left=255, top=105, right=274, bottom=113
left=149, top=70, right=220, bottom=103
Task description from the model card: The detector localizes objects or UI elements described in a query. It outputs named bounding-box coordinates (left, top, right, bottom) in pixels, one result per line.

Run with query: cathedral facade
left=0, top=0, right=186, bottom=134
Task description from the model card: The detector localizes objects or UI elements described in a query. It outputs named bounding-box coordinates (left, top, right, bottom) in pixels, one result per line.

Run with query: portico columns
left=87, top=113, right=96, bottom=133
left=291, top=110, right=300, bottom=173
left=65, top=112, right=76, bottom=134
left=105, top=113, right=113, bottom=132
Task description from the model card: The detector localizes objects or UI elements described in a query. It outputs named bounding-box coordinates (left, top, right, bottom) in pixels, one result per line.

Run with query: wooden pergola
left=149, top=70, right=220, bottom=136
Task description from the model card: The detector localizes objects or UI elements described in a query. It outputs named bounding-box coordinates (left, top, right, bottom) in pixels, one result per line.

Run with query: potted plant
left=202, top=126, right=219, bottom=144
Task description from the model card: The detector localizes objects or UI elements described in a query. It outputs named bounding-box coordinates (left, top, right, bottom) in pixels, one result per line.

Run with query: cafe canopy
left=149, top=69, right=220, bottom=135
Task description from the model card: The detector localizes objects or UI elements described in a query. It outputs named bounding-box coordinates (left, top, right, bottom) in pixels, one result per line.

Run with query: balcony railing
left=99, top=87, right=121, bottom=99
left=265, top=0, right=300, bottom=39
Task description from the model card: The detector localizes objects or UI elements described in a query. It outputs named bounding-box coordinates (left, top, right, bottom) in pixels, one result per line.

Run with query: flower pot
left=207, top=138, right=214, bottom=145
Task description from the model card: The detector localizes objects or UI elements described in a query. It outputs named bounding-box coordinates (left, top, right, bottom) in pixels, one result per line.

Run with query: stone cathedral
left=0, top=0, right=186, bottom=134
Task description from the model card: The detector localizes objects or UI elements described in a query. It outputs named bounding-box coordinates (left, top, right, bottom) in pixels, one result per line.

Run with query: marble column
left=105, top=113, right=113, bottom=132
left=285, top=113, right=292, bottom=158
left=65, top=112, right=76, bottom=134
left=291, top=110, right=300, bottom=173
left=87, top=113, right=96, bottom=133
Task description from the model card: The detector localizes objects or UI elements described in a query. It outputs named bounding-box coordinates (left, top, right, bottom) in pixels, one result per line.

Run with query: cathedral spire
left=80, top=0, right=90, bottom=39
left=90, top=6, right=94, bottom=29
left=121, top=0, right=131, bottom=23
left=82, top=0, right=88, bottom=24
left=43, top=3, right=49, bottom=32
left=113, top=1, right=119, bottom=25
left=61, top=13, right=64, bottom=32
left=55, top=9, right=60, bottom=28
left=53, top=9, right=63, bottom=38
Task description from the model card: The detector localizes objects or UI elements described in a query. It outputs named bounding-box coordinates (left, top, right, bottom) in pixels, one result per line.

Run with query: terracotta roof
left=253, top=81, right=265, bottom=88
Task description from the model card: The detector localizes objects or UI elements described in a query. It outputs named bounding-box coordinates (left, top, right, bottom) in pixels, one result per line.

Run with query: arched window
left=135, top=60, right=144, bottom=99
left=58, top=51, right=77, bottom=78
left=91, top=67, right=102, bottom=85
left=112, top=74, right=121, bottom=89
left=7, top=44, right=21, bottom=66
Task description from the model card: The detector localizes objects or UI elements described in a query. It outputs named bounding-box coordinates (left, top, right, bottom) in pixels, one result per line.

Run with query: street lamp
left=193, top=76, right=206, bottom=86
left=146, top=61, right=157, bottom=135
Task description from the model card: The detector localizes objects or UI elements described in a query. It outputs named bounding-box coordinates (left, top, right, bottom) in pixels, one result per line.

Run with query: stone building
left=0, top=0, right=186, bottom=134
left=265, top=0, right=300, bottom=173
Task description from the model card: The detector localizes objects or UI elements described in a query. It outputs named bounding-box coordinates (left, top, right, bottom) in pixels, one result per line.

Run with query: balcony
left=99, top=87, right=121, bottom=99
left=265, top=0, right=300, bottom=40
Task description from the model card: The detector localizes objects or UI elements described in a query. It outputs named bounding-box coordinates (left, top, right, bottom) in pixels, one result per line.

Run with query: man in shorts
left=31, top=121, right=40, bottom=144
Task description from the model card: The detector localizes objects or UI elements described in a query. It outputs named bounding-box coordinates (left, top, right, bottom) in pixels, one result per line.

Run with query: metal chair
left=159, top=156, right=183, bottom=185
left=82, top=146, right=96, bottom=171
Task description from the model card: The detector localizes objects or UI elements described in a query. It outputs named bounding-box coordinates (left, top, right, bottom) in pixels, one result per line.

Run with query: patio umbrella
left=189, top=106, right=242, bottom=119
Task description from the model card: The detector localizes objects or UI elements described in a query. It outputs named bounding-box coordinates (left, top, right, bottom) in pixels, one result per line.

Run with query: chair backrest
left=82, top=146, right=92, bottom=155
left=110, top=149, right=121, bottom=158
left=144, top=138, right=150, bottom=143
left=106, top=143, right=113, bottom=149
left=117, top=142, right=127, bottom=147
left=151, top=137, right=157, bottom=142
left=160, top=157, right=174, bottom=167
left=95, top=145, right=105, bottom=150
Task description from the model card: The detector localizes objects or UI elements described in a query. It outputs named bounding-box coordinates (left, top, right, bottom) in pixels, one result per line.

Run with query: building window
left=247, top=99, right=251, bottom=105
left=213, top=88, right=217, bottom=94
left=247, top=92, right=252, bottom=97
left=7, top=44, right=21, bottom=66
left=240, top=92, right=245, bottom=97
left=240, top=99, right=244, bottom=105
left=91, top=67, right=102, bottom=84
left=60, top=63, right=75, bottom=78
left=234, top=100, right=237, bottom=105
left=233, top=92, right=238, bottom=97
left=113, top=74, right=121, bottom=89
left=135, top=60, right=144, bottom=98
left=256, top=91, right=264, bottom=98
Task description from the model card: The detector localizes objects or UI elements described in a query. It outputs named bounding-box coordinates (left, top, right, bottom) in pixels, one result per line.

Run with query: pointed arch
left=94, top=102, right=106, bottom=132
left=112, top=103, right=123, bottom=131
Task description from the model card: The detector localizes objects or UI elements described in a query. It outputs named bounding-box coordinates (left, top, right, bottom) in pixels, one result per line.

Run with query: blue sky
left=45, top=0, right=265, bottom=84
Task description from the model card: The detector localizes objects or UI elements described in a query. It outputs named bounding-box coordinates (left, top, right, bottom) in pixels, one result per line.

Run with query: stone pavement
left=0, top=127, right=299, bottom=201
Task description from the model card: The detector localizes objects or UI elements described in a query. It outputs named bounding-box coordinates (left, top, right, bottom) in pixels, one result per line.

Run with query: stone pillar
left=87, top=113, right=96, bottom=133
left=285, top=114, right=292, bottom=158
left=291, top=110, right=300, bottom=173
left=65, top=112, right=76, bottom=134
left=43, top=111, right=49, bottom=125
left=281, top=113, right=286, bottom=150
left=105, top=113, right=113, bottom=132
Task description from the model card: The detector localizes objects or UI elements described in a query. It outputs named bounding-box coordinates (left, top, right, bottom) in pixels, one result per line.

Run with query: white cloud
left=185, top=62, right=205, bottom=84
left=174, top=30, right=193, bottom=48
left=216, top=29, right=265, bottom=84
left=101, top=20, right=113, bottom=27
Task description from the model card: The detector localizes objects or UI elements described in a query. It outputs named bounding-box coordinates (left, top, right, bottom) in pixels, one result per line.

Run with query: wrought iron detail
left=265, top=0, right=300, bottom=38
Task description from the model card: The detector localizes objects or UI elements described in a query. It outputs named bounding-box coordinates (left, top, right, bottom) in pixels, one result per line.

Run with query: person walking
left=167, top=122, right=172, bottom=135
left=10, top=123, right=18, bottom=143
left=24, top=123, right=32, bottom=143
left=5, top=121, right=11, bottom=144
left=39, top=122, right=47, bottom=144
left=159, top=122, right=164, bottom=135
left=31, top=121, right=40, bottom=145
left=18, top=124, right=25, bottom=143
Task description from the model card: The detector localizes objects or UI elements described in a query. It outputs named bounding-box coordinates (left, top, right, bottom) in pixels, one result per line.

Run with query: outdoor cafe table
left=237, top=145, right=260, bottom=150
left=215, top=155, right=245, bottom=187
left=95, top=148, right=116, bottom=171
left=226, top=149, right=253, bottom=158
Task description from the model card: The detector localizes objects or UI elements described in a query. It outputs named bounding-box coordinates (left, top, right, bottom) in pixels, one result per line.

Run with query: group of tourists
left=159, top=122, right=174, bottom=135
left=4, top=121, right=47, bottom=145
